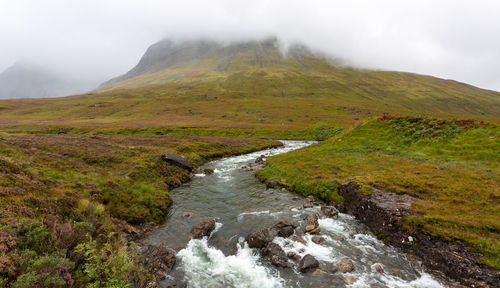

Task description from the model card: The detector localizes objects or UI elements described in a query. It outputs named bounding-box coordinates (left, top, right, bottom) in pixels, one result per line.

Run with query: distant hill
left=0, top=37, right=499, bottom=130
left=0, top=63, right=83, bottom=99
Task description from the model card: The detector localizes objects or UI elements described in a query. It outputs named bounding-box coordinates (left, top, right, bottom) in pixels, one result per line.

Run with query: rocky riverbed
left=136, top=141, right=450, bottom=288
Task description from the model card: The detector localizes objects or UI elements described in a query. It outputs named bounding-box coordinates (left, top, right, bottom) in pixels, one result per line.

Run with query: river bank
left=0, top=134, right=281, bottom=287
left=142, top=141, right=447, bottom=288
left=256, top=117, right=500, bottom=287
left=335, top=181, right=500, bottom=287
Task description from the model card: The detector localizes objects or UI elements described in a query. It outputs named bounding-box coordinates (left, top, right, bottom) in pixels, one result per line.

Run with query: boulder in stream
left=247, top=228, right=278, bottom=249
left=337, top=257, right=355, bottom=273
left=261, top=242, right=293, bottom=268
left=299, top=254, right=319, bottom=272
left=273, top=220, right=296, bottom=237
left=321, top=205, right=339, bottom=218
left=190, top=217, right=216, bottom=239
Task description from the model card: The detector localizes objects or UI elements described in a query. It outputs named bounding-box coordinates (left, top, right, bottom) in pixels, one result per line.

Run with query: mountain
left=0, top=37, right=499, bottom=130
left=0, top=63, right=83, bottom=99
left=96, top=37, right=500, bottom=117
left=100, top=37, right=338, bottom=88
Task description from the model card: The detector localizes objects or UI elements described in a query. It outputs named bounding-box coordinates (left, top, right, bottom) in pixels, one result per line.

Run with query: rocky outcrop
left=337, top=181, right=500, bottom=287
left=299, top=254, right=319, bottom=272
left=190, top=217, right=216, bottom=239
left=162, top=153, right=194, bottom=171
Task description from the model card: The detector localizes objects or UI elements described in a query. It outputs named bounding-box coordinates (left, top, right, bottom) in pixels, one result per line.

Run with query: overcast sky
left=1, top=0, right=500, bottom=91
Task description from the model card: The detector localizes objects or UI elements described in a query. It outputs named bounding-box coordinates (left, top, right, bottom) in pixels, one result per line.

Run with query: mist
left=1, top=0, right=500, bottom=94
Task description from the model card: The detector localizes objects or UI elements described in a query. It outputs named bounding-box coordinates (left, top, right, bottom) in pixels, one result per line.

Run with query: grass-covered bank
left=0, top=134, right=280, bottom=287
left=257, top=116, right=500, bottom=269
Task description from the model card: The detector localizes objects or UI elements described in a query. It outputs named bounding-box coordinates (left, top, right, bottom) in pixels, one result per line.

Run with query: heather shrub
left=75, top=236, right=134, bottom=288
left=12, top=252, right=73, bottom=288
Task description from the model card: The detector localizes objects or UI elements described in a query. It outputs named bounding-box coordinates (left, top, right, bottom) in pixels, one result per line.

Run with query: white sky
left=1, top=0, right=500, bottom=91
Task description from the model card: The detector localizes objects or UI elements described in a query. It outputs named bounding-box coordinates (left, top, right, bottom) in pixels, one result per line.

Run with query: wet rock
left=337, top=258, right=355, bottom=273
left=331, top=234, right=345, bottom=242
left=255, top=155, right=266, bottom=164
left=344, top=276, right=357, bottom=285
left=273, top=220, right=296, bottom=237
left=321, top=206, right=339, bottom=218
left=247, top=228, right=278, bottom=249
left=320, top=263, right=338, bottom=273
left=374, top=264, right=385, bottom=274
left=292, top=236, right=307, bottom=245
left=261, top=243, right=293, bottom=268
left=287, top=251, right=297, bottom=259
left=190, top=217, right=216, bottom=239
left=299, top=254, right=319, bottom=272
left=266, top=180, right=281, bottom=189
left=304, top=225, right=320, bottom=234
left=305, top=225, right=316, bottom=232
left=182, top=212, right=193, bottom=218
left=138, top=244, right=176, bottom=278
left=303, top=202, right=313, bottom=208
left=304, top=213, right=319, bottom=227
left=162, top=153, right=194, bottom=171
left=311, top=236, right=325, bottom=244
left=311, top=269, right=327, bottom=276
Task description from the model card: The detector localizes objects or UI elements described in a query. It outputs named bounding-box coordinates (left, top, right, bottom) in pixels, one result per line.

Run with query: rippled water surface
left=146, top=141, right=446, bottom=288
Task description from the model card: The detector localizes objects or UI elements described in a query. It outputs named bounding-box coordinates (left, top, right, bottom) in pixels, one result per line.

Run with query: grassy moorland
left=0, top=134, right=279, bottom=287
left=257, top=116, right=500, bottom=269
left=0, top=42, right=500, bottom=134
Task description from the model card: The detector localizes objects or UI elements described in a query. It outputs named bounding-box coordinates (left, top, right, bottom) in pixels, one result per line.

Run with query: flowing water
left=145, top=141, right=446, bottom=288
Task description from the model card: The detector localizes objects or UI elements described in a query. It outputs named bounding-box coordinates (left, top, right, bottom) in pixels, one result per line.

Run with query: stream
left=145, top=141, right=446, bottom=288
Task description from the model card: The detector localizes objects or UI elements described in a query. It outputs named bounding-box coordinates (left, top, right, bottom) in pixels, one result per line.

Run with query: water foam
left=177, top=238, right=285, bottom=288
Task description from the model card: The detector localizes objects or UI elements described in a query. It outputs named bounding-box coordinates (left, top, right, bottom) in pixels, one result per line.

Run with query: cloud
left=1, top=0, right=499, bottom=91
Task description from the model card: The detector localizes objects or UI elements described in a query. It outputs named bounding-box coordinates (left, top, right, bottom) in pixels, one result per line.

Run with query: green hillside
left=0, top=38, right=499, bottom=133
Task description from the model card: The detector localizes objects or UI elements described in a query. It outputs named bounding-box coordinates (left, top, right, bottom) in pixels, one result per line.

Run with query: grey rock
left=299, top=254, right=319, bottom=272
left=247, top=228, right=278, bottom=249
left=261, top=242, right=293, bottom=268
left=190, top=217, right=216, bottom=239
left=337, top=258, right=355, bottom=273
left=163, top=153, right=194, bottom=171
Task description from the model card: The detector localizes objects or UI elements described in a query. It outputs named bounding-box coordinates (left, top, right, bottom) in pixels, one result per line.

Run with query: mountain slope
left=0, top=38, right=499, bottom=130
left=96, top=37, right=500, bottom=116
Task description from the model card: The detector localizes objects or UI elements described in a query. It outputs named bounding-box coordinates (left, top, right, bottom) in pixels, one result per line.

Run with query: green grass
left=0, top=133, right=280, bottom=286
left=257, top=116, right=500, bottom=269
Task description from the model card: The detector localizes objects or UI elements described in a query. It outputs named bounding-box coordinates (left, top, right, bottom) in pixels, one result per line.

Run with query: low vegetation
left=257, top=116, right=500, bottom=269
left=0, top=134, right=280, bottom=287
